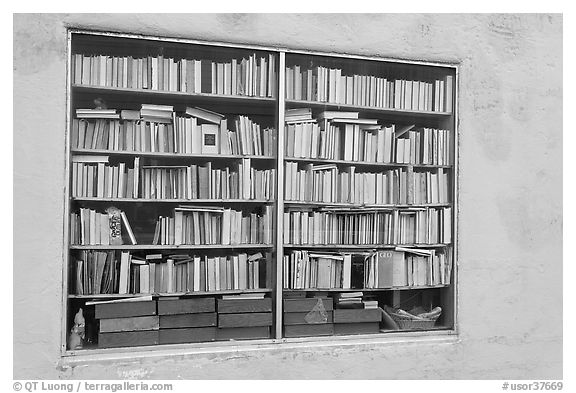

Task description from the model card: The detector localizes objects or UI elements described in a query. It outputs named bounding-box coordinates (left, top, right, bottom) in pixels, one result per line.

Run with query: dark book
left=99, top=316, right=159, bottom=333
left=98, top=330, right=159, bottom=349
left=200, top=60, right=212, bottom=94
left=334, top=322, right=380, bottom=335
left=333, top=309, right=381, bottom=323
left=159, top=313, right=217, bottom=329
left=157, top=298, right=215, bottom=315
left=159, top=327, right=217, bottom=344
left=217, top=326, right=271, bottom=341
left=95, top=301, right=156, bottom=319
left=217, top=298, right=272, bottom=314
left=218, top=312, right=273, bottom=328
left=283, top=323, right=334, bottom=338
left=283, top=311, right=333, bottom=325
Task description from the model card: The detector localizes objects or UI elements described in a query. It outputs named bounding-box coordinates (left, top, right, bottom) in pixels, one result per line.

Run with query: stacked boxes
left=333, top=308, right=381, bottom=335
left=217, top=297, right=273, bottom=340
left=283, top=297, right=334, bottom=337
left=158, top=298, right=217, bottom=344
left=96, top=300, right=158, bottom=348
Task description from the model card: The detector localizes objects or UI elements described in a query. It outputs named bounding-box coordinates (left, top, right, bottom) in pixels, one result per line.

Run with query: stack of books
left=283, top=295, right=334, bottom=338
left=332, top=291, right=381, bottom=335
left=93, top=297, right=159, bottom=348
left=216, top=293, right=272, bottom=340
left=158, top=297, right=217, bottom=344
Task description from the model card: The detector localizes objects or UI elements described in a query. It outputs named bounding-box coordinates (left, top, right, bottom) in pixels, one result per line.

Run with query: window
left=64, top=30, right=457, bottom=354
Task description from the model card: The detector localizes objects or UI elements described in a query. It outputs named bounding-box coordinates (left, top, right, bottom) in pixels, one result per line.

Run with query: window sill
left=60, top=329, right=460, bottom=368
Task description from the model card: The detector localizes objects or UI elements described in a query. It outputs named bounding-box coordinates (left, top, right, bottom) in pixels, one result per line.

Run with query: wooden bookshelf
left=284, top=156, right=452, bottom=169
left=283, top=285, right=449, bottom=292
left=69, top=288, right=273, bottom=299
left=70, top=244, right=274, bottom=250
left=285, top=99, right=452, bottom=117
left=282, top=244, right=449, bottom=249
left=72, top=197, right=274, bottom=204
left=71, top=148, right=275, bottom=161
left=64, top=30, right=458, bottom=352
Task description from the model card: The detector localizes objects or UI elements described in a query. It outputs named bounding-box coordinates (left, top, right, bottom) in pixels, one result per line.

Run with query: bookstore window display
left=64, top=30, right=457, bottom=353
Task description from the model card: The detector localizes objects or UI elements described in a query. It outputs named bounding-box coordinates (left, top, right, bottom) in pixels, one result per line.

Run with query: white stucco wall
left=13, top=13, right=562, bottom=379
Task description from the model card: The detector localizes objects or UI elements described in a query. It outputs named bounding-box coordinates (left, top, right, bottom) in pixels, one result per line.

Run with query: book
left=185, top=107, right=225, bottom=124
left=200, top=124, right=219, bottom=154
left=120, top=211, right=137, bottom=245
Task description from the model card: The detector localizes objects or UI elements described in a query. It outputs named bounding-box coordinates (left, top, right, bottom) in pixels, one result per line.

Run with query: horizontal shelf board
left=283, top=285, right=449, bottom=292
left=285, top=99, right=452, bottom=117
left=71, top=149, right=275, bottom=161
left=283, top=244, right=449, bottom=249
left=70, top=244, right=274, bottom=250
left=72, top=197, right=274, bottom=204
left=284, top=157, right=451, bottom=169
left=73, top=84, right=276, bottom=104
left=69, top=288, right=273, bottom=299
left=284, top=201, right=451, bottom=208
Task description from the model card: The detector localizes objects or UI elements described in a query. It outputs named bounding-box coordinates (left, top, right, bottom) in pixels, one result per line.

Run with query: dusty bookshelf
left=63, top=30, right=458, bottom=353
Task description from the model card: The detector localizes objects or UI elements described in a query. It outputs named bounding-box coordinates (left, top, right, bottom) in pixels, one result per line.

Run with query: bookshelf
left=64, top=31, right=457, bottom=353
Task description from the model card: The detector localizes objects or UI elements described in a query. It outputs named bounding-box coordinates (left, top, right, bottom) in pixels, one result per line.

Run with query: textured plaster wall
left=13, top=13, right=562, bottom=379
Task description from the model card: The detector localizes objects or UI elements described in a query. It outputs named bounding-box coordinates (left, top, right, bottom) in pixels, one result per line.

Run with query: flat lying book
left=86, top=295, right=153, bottom=306
left=318, top=111, right=358, bottom=120
left=186, top=106, right=225, bottom=124
left=76, top=109, right=119, bottom=119
left=221, top=293, right=267, bottom=300
left=330, top=118, right=379, bottom=125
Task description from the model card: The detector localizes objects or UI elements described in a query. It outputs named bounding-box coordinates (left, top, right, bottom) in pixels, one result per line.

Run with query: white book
left=118, top=251, right=131, bottom=294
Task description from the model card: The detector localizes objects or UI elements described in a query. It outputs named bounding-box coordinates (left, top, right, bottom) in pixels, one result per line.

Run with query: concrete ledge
left=59, top=330, right=460, bottom=368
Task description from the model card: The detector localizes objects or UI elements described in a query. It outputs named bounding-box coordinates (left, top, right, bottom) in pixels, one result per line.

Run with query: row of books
left=284, top=164, right=450, bottom=205
left=72, top=53, right=276, bottom=97
left=127, top=253, right=264, bottom=294
left=70, top=208, right=136, bottom=246
left=73, top=106, right=276, bottom=157
left=284, top=110, right=451, bottom=165
left=72, top=251, right=266, bottom=295
left=285, top=65, right=453, bottom=112
left=364, top=249, right=452, bottom=288
left=71, top=156, right=139, bottom=199
left=282, top=208, right=452, bottom=246
left=140, top=160, right=275, bottom=200
left=152, top=206, right=274, bottom=246
left=282, top=250, right=352, bottom=289
left=333, top=292, right=378, bottom=309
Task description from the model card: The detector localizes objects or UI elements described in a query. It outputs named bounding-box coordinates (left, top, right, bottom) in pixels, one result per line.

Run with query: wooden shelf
left=73, top=84, right=276, bottom=105
left=71, top=148, right=276, bottom=161
left=72, top=197, right=274, bottom=204
left=283, top=244, right=449, bottom=249
left=70, top=244, right=274, bottom=250
left=283, top=201, right=451, bottom=209
left=284, top=156, right=451, bottom=169
left=69, top=288, right=273, bottom=299
left=283, top=285, right=449, bottom=292
left=285, top=99, right=453, bottom=118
